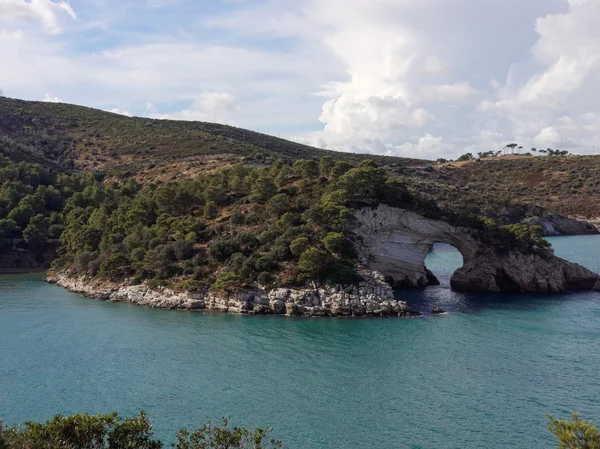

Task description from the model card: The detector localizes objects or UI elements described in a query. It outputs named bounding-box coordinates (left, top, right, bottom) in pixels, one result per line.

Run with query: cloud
left=0, top=0, right=76, bottom=34
left=107, top=108, right=132, bottom=117
left=1, top=0, right=599, bottom=159
left=420, top=82, right=480, bottom=104
left=154, top=92, right=239, bottom=124
left=43, top=93, right=63, bottom=102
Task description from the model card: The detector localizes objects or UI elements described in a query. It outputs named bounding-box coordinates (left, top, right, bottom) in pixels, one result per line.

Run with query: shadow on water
left=396, top=239, right=600, bottom=315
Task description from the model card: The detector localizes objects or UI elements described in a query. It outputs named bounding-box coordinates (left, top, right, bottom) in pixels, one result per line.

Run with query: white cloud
left=420, top=82, right=480, bottom=104
left=107, top=108, right=132, bottom=117
left=1, top=0, right=600, bottom=159
left=155, top=92, right=239, bottom=124
left=0, top=0, right=76, bottom=34
left=43, top=93, right=62, bottom=102
left=395, top=134, right=456, bottom=160
left=534, top=127, right=562, bottom=148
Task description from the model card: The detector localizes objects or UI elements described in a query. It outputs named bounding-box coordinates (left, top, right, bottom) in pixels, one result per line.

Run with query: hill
left=0, top=97, right=428, bottom=182
left=400, top=155, right=600, bottom=222
left=1, top=97, right=599, bottom=225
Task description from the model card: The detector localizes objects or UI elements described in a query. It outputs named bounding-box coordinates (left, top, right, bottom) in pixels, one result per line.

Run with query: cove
left=1, top=236, right=599, bottom=449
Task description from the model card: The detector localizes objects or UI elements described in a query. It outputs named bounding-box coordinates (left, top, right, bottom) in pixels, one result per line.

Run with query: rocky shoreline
left=46, top=269, right=421, bottom=318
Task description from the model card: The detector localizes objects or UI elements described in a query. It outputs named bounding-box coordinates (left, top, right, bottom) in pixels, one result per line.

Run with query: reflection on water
left=399, top=236, right=600, bottom=315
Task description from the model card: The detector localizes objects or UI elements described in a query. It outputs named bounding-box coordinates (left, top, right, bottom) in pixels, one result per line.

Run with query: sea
left=1, top=235, right=599, bottom=448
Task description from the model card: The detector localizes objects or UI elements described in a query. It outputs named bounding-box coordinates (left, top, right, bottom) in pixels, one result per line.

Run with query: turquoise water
left=1, top=236, right=599, bottom=448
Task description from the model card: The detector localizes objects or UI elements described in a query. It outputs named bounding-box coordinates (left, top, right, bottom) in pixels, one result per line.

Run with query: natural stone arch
left=353, top=206, right=477, bottom=288
left=354, top=205, right=600, bottom=293
left=424, top=241, right=465, bottom=287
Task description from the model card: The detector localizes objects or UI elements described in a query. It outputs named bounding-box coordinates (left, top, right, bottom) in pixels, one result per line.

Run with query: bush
left=290, top=237, right=310, bottom=256
left=298, top=247, right=330, bottom=280
left=204, top=201, right=219, bottom=220
left=548, top=413, right=600, bottom=449
left=323, top=232, right=345, bottom=254
left=98, top=253, right=129, bottom=277
left=208, top=238, right=240, bottom=262
left=211, top=272, right=242, bottom=291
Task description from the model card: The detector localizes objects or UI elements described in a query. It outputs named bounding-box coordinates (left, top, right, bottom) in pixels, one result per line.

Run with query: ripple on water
left=1, top=236, right=600, bottom=449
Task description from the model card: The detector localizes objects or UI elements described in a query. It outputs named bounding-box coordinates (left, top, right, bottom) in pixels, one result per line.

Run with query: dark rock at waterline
left=425, top=268, right=441, bottom=286
left=432, top=306, right=445, bottom=314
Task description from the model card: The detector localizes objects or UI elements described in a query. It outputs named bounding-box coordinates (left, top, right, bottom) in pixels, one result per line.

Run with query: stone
left=270, top=300, right=286, bottom=315
left=432, top=306, right=445, bottom=314
left=354, top=205, right=599, bottom=293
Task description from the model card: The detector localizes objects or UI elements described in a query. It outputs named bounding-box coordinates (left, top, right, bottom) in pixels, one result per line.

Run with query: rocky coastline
left=46, top=268, right=420, bottom=318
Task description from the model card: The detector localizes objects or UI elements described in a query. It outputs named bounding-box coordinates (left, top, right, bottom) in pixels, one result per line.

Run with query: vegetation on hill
left=0, top=97, right=427, bottom=183
left=0, top=151, right=550, bottom=290
left=1, top=97, right=598, bottom=224
left=401, top=155, right=600, bottom=220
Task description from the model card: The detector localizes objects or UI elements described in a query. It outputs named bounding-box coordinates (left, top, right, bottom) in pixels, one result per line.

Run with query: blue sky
left=1, top=0, right=599, bottom=159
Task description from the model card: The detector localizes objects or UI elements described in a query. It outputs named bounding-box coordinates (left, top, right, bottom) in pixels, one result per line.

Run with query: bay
left=1, top=236, right=599, bottom=448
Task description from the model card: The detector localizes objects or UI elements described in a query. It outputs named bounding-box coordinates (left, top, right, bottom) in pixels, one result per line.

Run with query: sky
left=0, top=0, right=599, bottom=159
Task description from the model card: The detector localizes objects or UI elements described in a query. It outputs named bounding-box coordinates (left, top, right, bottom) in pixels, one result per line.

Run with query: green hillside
left=0, top=97, right=428, bottom=181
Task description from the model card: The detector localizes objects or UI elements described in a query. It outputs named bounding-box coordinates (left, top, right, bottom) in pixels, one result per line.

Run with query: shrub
left=298, top=247, right=330, bottom=280
left=204, top=201, right=219, bottom=220
left=98, top=253, right=129, bottom=277
left=290, top=237, right=310, bottom=256
left=323, top=232, right=345, bottom=254
left=211, top=272, right=242, bottom=291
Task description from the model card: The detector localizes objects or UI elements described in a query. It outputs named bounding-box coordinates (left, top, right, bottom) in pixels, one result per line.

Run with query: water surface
left=1, top=236, right=599, bottom=449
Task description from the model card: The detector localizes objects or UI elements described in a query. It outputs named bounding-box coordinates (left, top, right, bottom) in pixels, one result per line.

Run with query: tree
left=548, top=413, right=600, bottom=449
left=204, top=201, right=219, bottom=220
left=211, top=272, right=242, bottom=290
left=2, top=411, right=162, bottom=449
left=319, top=156, right=335, bottom=177
left=323, top=232, right=345, bottom=254
left=457, top=153, right=474, bottom=161
left=0, top=218, right=18, bottom=240
left=267, top=194, right=290, bottom=218
left=505, top=143, right=518, bottom=154
left=336, top=160, right=386, bottom=204
left=174, top=418, right=281, bottom=449
left=290, top=237, right=310, bottom=256
left=251, top=177, right=277, bottom=204
left=298, top=247, right=329, bottom=280
left=330, top=161, right=353, bottom=180
left=22, top=214, right=49, bottom=244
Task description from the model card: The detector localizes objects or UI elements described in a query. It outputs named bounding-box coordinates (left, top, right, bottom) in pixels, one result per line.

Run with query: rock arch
left=354, top=205, right=600, bottom=293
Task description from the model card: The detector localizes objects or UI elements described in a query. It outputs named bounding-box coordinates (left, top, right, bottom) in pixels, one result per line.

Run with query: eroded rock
left=354, top=205, right=600, bottom=293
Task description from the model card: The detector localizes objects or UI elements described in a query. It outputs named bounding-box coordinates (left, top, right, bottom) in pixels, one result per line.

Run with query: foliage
left=548, top=413, right=600, bottom=449
left=173, top=418, right=281, bottom=449
left=1, top=411, right=162, bottom=449
left=0, top=413, right=282, bottom=449
left=0, top=149, right=553, bottom=291
left=457, top=153, right=474, bottom=161
left=289, top=237, right=310, bottom=256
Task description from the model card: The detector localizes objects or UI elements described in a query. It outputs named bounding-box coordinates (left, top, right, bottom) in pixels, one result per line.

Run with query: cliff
left=354, top=205, right=600, bottom=293
left=46, top=268, right=419, bottom=318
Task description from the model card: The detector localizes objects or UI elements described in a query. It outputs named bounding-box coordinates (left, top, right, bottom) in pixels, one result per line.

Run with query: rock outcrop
left=524, top=214, right=599, bottom=236
left=46, top=269, right=418, bottom=318
left=354, top=205, right=600, bottom=293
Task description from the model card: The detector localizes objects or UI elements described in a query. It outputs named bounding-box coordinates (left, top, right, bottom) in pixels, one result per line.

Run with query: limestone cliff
left=46, top=269, right=418, bottom=318
left=353, top=205, right=600, bottom=293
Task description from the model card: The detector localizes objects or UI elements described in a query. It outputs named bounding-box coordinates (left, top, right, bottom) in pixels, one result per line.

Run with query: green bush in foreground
left=2, top=411, right=599, bottom=448
left=0, top=413, right=282, bottom=449
left=548, top=413, right=600, bottom=449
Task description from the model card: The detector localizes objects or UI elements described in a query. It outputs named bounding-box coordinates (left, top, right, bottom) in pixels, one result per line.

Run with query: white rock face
left=354, top=205, right=600, bottom=293
left=46, top=268, right=418, bottom=318
left=354, top=206, right=478, bottom=288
